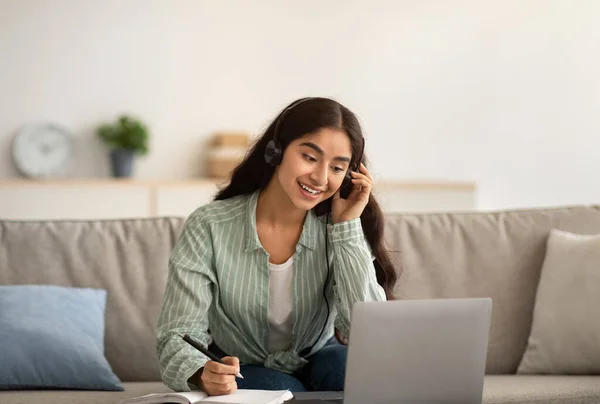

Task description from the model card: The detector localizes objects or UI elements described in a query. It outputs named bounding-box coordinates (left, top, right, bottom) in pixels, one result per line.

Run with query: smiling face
left=274, top=127, right=353, bottom=211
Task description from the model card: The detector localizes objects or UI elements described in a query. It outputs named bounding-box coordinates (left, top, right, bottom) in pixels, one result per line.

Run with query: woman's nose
left=309, top=164, right=328, bottom=186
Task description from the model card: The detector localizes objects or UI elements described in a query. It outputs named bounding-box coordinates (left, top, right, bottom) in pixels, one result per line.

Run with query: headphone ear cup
left=339, top=172, right=353, bottom=199
left=264, top=140, right=282, bottom=166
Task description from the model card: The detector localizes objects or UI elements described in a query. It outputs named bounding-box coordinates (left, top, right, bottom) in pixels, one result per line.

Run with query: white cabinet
left=0, top=179, right=476, bottom=220
left=373, top=183, right=476, bottom=214
left=154, top=182, right=222, bottom=217
left=0, top=181, right=151, bottom=220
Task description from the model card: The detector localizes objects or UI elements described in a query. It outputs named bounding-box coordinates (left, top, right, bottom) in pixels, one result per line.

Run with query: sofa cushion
left=383, top=205, right=600, bottom=374
left=517, top=230, right=600, bottom=374
left=0, top=377, right=598, bottom=404
left=0, top=382, right=172, bottom=404
left=483, top=375, right=600, bottom=404
left=0, top=285, right=123, bottom=391
left=0, top=218, right=185, bottom=382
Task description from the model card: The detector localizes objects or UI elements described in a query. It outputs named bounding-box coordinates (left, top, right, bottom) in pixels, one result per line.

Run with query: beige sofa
left=1, top=204, right=599, bottom=404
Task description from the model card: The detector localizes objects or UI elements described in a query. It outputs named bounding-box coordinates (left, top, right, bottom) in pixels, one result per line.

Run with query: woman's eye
left=332, top=166, right=344, bottom=173
left=303, top=154, right=317, bottom=162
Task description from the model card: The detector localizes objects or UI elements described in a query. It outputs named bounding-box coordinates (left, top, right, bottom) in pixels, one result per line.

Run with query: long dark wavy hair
left=215, top=97, right=397, bottom=299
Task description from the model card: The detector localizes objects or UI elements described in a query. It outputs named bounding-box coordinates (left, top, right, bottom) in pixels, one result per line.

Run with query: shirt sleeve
left=156, top=213, right=216, bottom=392
left=329, top=218, right=386, bottom=337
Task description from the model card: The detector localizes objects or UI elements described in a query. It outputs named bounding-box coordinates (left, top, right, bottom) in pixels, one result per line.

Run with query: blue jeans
left=211, top=338, right=347, bottom=392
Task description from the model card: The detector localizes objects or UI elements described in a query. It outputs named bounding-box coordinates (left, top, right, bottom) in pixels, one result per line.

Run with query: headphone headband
left=272, top=97, right=313, bottom=145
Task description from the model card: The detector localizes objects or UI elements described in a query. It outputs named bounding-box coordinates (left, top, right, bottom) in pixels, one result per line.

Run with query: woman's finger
left=214, top=381, right=237, bottom=394
left=203, top=380, right=238, bottom=395
left=351, top=171, right=373, bottom=185
left=359, top=163, right=373, bottom=180
left=352, top=178, right=372, bottom=190
left=222, top=356, right=240, bottom=367
left=205, top=360, right=239, bottom=377
left=203, top=371, right=236, bottom=385
left=221, top=357, right=240, bottom=375
left=202, top=366, right=236, bottom=384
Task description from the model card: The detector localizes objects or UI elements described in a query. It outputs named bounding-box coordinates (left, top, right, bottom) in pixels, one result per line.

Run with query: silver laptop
left=295, top=298, right=492, bottom=404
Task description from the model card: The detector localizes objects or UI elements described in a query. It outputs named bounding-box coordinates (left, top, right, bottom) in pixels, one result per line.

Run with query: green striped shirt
left=156, top=190, right=385, bottom=392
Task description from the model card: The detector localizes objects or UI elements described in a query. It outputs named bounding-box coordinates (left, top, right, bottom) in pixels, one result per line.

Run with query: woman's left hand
left=331, top=163, right=373, bottom=224
left=335, top=328, right=349, bottom=345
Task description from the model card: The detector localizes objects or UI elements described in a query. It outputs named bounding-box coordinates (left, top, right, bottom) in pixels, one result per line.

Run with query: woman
left=156, top=97, right=397, bottom=395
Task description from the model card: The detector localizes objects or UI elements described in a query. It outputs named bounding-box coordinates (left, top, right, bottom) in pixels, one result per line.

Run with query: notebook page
left=118, top=391, right=208, bottom=404
left=201, top=389, right=293, bottom=404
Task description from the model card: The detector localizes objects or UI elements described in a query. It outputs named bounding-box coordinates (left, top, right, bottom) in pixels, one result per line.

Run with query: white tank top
left=267, top=256, right=294, bottom=353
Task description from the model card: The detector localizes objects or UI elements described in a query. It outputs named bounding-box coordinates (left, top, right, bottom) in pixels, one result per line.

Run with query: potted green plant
left=97, top=115, right=150, bottom=177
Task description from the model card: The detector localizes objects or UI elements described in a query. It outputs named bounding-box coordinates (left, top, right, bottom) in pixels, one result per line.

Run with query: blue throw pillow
left=0, top=285, right=124, bottom=391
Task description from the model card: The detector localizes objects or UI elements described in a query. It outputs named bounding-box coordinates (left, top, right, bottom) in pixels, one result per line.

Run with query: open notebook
left=118, top=389, right=293, bottom=404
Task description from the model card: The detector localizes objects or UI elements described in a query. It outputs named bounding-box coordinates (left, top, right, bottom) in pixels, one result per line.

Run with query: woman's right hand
left=198, top=356, right=240, bottom=396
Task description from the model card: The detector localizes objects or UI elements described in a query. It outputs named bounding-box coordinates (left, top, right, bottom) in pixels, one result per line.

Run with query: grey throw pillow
left=517, top=229, right=600, bottom=374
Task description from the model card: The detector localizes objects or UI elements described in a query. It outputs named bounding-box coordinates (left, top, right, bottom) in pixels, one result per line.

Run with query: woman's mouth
left=297, top=181, right=324, bottom=199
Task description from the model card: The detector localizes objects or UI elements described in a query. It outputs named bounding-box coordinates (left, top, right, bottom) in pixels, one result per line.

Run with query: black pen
left=179, top=333, right=244, bottom=379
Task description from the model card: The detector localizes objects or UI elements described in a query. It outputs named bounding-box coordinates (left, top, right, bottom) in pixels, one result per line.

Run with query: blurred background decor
left=97, top=115, right=150, bottom=178
left=206, top=132, right=250, bottom=179
left=11, top=123, right=74, bottom=179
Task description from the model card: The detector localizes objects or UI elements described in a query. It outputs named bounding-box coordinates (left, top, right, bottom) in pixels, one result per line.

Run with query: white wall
left=1, top=0, right=599, bottom=210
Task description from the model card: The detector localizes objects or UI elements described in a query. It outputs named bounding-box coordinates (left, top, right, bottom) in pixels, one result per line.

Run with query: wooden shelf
left=0, top=178, right=476, bottom=190
left=0, top=178, right=477, bottom=220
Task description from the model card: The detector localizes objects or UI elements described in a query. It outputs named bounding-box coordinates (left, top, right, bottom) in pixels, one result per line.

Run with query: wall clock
left=12, top=123, right=74, bottom=178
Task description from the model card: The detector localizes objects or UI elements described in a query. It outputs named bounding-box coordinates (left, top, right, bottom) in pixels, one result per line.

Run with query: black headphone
left=264, top=98, right=364, bottom=357
left=264, top=98, right=309, bottom=167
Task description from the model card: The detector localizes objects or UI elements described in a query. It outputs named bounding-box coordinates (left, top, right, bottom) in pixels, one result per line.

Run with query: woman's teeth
left=298, top=182, right=323, bottom=195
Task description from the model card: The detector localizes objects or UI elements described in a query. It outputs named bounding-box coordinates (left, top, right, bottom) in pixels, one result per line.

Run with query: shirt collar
left=244, top=190, right=319, bottom=252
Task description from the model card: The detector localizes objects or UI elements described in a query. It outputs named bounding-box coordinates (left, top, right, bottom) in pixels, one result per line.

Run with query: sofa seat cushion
left=483, top=375, right=600, bottom=404
left=0, top=382, right=172, bottom=404
left=2, top=377, right=600, bottom=404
